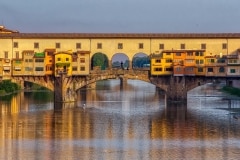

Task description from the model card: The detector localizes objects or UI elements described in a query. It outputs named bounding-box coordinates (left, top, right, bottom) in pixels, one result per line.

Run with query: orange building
left=45, top=49, right=55, bottom=75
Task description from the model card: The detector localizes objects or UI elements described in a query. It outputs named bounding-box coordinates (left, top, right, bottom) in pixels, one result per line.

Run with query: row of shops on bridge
left=0, top=49, right=90, bottom=79
left=1, top=48, right=240, bottom=79
left=150, top=49, right=240, bottom=77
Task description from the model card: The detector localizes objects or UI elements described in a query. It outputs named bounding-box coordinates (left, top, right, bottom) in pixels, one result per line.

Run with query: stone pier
left=165, top=76, right=187, bottom=102
left=54, top=73, right=76, bottom=103
left=151, top=76, right=204, bottom=102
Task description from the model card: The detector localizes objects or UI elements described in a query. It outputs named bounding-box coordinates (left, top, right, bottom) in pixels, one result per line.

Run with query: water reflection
left=0, top=80, right=240, bottom=159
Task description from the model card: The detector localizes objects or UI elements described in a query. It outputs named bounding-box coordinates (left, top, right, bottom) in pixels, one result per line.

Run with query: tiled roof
left=1, top=32, right=240, bottom=39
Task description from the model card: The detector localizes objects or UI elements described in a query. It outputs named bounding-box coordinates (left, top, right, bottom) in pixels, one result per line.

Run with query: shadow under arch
left=91, top=52, right=109, bottom=70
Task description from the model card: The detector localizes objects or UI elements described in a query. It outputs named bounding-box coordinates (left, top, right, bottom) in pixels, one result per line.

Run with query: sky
left=0, top=0, right=240, bottom=33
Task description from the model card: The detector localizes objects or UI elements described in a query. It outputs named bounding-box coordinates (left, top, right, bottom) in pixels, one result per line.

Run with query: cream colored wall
left=0, top=39, right=91, bottom=59
left=90, top=38, right=151, bottom=61
left=151, top=38, right=231, bottom=56
left=0, top=39, right=13, bottom=58
left=1, top=37, right=240, bottom=60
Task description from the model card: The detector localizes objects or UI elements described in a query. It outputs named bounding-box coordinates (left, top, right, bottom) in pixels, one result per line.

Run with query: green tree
left=0, top=80, right=20, bottom=93
left=92, top=53, right=109, bottom=70
left=132, top=56, right=150, bottom=68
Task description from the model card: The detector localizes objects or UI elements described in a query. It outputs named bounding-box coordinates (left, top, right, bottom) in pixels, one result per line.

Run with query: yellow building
left=12, top=59, right=23, bottom=76
left=226, top=50, right=240, bottom=77
left=72, top=51, right=90, bottom=75
left=150, top=51, right=173, bottom=76
left=45, top=49, right=55, bottom=75
left=22, top=50, right=34, bottom=76
left=54, top=51, right=72, bottom=77
left=33, top=52, right=45, bottom=76
left=195, top=50, right=205, bottom=76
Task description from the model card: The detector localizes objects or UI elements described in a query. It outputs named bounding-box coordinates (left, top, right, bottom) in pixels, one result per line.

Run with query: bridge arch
left=132, top=52, right=150, bottom=69
left=111, top=53, right=129, bottom=69
left=91, top=52, right=109, bottom=70
left=12, top=77, right=54, bottom=91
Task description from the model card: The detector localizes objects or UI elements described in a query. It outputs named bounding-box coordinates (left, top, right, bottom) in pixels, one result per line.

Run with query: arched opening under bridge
left=132, top=53, right=150, bottom=70
left=111, top=53, right=129, bottom=69
left=91, top=52, right=109, bottom=70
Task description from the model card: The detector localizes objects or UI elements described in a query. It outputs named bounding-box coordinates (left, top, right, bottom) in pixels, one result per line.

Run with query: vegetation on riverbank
left=0, top=80, right=21, bottom=96
left=222, top=86, right=240, bottom=97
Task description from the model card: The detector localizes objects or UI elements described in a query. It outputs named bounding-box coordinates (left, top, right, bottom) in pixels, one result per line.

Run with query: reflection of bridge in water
left=12, top=68, right=239, bottom=103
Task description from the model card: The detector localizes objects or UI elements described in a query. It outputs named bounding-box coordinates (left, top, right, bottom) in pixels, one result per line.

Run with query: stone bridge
left=11, top=69, right=237, bottom=103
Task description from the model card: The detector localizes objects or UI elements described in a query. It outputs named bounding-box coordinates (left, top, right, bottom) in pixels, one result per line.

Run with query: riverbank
left=0, top=80, right=21, bottom=96
left=222, top=86, right=240, bottom=97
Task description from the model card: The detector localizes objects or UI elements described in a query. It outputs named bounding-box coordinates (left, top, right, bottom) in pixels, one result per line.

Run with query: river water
left=0, top=80, right=240, bottom=160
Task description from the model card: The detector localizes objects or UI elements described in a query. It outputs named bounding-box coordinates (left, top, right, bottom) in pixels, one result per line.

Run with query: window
left=56, top=43, right=61, bottom=48
left=165, top=59, right=172, bottom=63
left=35, top=67, right=44, bottom=71
left=187, top=52, right=193, bottom=56
left=176, top=67, right=181, bottom=71
left=139, top=43, right=144, bottom=49
left=176, top=53, right=181, bottom=56
left=66, top=58, right=69, bottom=61
left=196, top=51, right=204, bottom=56
left=57, top=58, right=61, bottom=61
left=196, top=59, right=204, bottom=64
left=47, top=52, right=53, bottom=56
left=72, top=57, right=77, bottom=62
left=97, top=43, right=102, bottom=49
left=72, top=66, right=78, bottom=71
left=159, top=43, right=164, bottom=49
left=4, top=52, right=8, bottom=59
left=80, top=66, right=85, bottom=71
left=198, top=68, right=203, bottom=72
left=222, top=43, right=227, bottom=49
left=15, top=51, right=19, bottom=59
left=80, top=58, right=85, bottom=63
left=207, top=59, right=215, bottom=63
left=35, top=59, right=44, bottom=62
left=217, top=59, right=225, bottom=63
left=25, top=67, right=33, bottom=71
left=154, top=68, right=162, bottom=71
left=219, top=67, right=225, bottom=73
left=180, top=44, right=185, bottom=49
left=207, top=68, right=213, bottom=72
left=229, top=59, right=237, bottom=64
left=155, top=59, right=161, bottom=63
left=165, top=68, right=173, bottom=71
left=13, top=42, right=18, bottom=48
left=230, top=69, right=236, bottom=73
left=46, top=66, right=52, bottom=71
left=118, top=43, right=123, bottom=49
left=34, top=42, right=39, bottom=49
left=201, top=43, right=206, bottom=49
left=76, top=43, right=81, bottom=49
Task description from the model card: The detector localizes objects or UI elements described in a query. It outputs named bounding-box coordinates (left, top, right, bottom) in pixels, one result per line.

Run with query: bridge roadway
left=11, top=69, right=239, bottom=103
